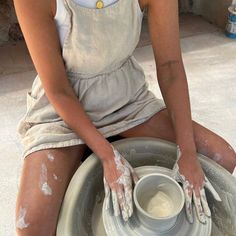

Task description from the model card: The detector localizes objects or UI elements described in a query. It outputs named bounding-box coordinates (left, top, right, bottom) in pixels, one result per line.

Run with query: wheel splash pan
left=56, top=137, right=236, bottom=236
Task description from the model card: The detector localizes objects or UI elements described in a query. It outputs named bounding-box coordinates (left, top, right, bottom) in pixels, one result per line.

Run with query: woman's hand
left=102, top=146, right=139, bottom=221
left=172, top=146, right=222, bottom=224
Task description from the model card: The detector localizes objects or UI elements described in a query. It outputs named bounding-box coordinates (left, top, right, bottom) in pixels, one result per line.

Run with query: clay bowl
left=56, top=137, right=236, bottom=236
left=133, top=173, right=184, bottom=232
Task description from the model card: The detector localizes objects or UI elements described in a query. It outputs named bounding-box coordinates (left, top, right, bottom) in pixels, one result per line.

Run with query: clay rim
left=133, top=173, right=185, bottom=221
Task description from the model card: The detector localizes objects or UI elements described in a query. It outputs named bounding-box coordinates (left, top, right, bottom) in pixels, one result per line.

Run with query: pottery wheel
left=102, top=166, right=212, bottom=236
left=56, top=137, right=236, bottom=236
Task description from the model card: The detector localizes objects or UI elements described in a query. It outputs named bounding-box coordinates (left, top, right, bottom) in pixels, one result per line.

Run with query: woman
left=13, top=0, right=236, bottom=235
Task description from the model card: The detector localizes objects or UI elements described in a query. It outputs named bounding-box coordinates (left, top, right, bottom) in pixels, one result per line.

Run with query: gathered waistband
left=66, top=55, right=134, bottom=80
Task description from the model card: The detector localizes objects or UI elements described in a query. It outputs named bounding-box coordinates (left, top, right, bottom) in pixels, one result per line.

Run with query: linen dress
left=17, top=0, right=166, bottom=159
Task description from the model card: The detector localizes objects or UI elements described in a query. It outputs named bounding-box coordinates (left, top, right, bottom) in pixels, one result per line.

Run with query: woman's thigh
left=119, top=108, right=236, bottom=173
left=15, top=144, right=87, bottom=236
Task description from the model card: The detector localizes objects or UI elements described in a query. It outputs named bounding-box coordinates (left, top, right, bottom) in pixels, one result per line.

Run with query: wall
left=0, top=0, right=234, bottom=45
left=192, top=0, right=233, bottom=28
left=0, top=0, right=23, bottom=45
left=143, top=0, right=233, bottom=29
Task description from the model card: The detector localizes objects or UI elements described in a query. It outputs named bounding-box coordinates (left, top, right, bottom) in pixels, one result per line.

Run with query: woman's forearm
left=14, top=0, right=114, bottom=162
left=156, top=59, right=197, bottom=155
left=48, top=90, right=114, bottom=162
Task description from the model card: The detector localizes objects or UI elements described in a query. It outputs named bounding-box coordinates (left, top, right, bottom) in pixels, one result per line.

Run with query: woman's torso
left=58, top=0, right=144, bottom=77
left=18, top=0, right=158, bottom=142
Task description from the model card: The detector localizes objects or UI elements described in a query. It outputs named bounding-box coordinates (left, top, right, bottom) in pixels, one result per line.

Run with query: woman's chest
left=71, top=0, right=118, bottom=8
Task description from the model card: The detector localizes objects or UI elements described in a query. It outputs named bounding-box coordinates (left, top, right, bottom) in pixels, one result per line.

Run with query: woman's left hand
left=172, top=146, right=222, bottom=224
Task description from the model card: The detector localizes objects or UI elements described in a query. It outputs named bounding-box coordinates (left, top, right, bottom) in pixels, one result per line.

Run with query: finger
left=172, top=163, right=180, bottom=179
left=116, top=187, right=129, bottom=221
left=200, top=188, right=211, bottom=217
left=123, top=158, right=139, bottom=184
left=111, top=189, right=120, bottom=217
left=193, top=189, right=206, bottom=224
left=103, top=177, right=111, bottom=210
left=172, top=165, right=184, bottom=183
left=204, top=176, right=222, bottom=202
left=130, top=168, right=139, bottom=185
left=183, top=182, right=194, bottom=224
left=123, top=176, right=133, bottom=217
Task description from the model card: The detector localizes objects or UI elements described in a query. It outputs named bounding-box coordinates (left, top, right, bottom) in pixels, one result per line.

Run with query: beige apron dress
left=17, top=0, right=166, bottom=159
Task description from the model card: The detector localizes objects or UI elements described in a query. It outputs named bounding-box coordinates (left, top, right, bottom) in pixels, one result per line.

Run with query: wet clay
left=39, top=163, right=52, bottom=195
left=143, top=190, right=174, bottom=218
left=16, top=207, right=30, bottom=229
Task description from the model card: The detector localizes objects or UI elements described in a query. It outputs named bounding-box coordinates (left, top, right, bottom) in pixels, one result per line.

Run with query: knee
left=15, top=205, right=56, bottom=236
left=213, top=143, right=236, bottom=173
left=227, top=146, right=236, bottom=172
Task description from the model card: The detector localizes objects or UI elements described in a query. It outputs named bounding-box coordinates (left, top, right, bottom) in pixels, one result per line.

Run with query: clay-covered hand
left=103, top=146, right=139, bottom=221
left=171, top=146, right=222, bottom=224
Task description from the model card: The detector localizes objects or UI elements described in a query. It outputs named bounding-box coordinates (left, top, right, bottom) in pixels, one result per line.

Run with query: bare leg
left=15, top=144, right=87, bottom=236
left=119, top=108, right=236, bottom=173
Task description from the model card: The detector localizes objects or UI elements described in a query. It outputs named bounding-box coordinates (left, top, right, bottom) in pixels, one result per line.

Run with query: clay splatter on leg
left=16, top=206, right=30, bottom=229
left=39, top=163, right=52, bottom=195
left=41, top=182, right=52, bottom=195
left=47, top=152, right=55, bottom=162
left=53, top=173, right=58, bottom=181
left=212, top=153, right=222, bottom=163
left=203, top=139, right=208, bottom=146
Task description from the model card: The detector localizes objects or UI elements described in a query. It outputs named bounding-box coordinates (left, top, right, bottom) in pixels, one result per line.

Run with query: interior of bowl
left=56, top=137, right=236, bottom=236
left=134, top=174, right=184, bottom=219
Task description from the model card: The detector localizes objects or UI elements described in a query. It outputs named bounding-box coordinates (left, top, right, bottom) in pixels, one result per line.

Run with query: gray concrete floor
left=0, top=14, right=236, bottom=236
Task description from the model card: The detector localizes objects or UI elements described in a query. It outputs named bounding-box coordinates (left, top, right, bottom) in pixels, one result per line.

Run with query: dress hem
left=21, top=105, right=167, bottom=159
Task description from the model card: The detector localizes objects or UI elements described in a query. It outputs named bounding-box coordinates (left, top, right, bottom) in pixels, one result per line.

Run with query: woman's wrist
left=176, top=130, right=196, bottom=154
left=89, top=137, right=114, bottom=163
left=177, top=143, right=197, bottom=160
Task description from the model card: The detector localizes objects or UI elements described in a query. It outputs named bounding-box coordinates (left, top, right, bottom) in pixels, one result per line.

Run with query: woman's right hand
left=102, top=146, right=139, bottom=221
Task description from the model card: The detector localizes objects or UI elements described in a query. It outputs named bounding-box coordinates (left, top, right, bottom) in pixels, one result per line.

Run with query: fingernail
left=122, top=209, right=128, bottom=221
left=186, top=203, right=194, bottom=224
left=206, top=211, right=211, bottom=218
left=198, top=207, right=207, bottom=224
left=188, top=213, right=194, bottom=224
left=199, top=215, right=207, bottom=224
left=128, top=207, right=132, bottom=217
